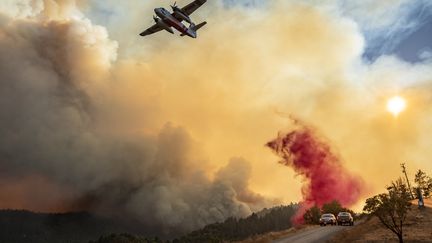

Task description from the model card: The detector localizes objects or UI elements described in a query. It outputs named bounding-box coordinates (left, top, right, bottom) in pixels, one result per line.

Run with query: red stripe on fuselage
left=163, top=15, right=188, bottom=34
left=155, top=8, right=193, bottom=37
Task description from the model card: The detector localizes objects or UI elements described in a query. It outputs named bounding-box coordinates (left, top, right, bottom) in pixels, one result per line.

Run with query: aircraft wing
left=180, top=0, right=207, bottom=16
left=139, top=24, right=163, bottom=36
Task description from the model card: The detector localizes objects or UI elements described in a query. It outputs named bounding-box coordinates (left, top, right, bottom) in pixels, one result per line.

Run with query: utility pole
left=401, top=163, right=414, bottom=199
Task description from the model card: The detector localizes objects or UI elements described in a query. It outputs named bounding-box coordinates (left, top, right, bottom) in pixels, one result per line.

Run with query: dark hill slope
left=0, top=210, right=130, bottom=243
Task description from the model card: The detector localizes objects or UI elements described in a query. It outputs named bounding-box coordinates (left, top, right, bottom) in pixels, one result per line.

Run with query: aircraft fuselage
left=154, top=8, right=196, bottom=38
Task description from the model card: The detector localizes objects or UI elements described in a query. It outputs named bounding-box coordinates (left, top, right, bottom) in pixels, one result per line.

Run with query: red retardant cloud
left=267, top=126, right=365, bottom=224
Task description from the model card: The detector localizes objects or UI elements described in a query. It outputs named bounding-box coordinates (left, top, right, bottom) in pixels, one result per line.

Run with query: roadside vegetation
left=332, top=169, right=432, bottom=243
left=363, top=178, right=412, bottom=243
left=303, top=200, right=356, bottom=225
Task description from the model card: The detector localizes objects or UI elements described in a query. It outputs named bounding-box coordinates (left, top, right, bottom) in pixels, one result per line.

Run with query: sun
left=387, top=96, right=406, bottom=117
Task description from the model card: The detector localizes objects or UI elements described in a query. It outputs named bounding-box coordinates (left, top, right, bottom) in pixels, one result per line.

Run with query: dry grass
left=330, top=199, right=432, bottom=243
left=235, top=199, right=432, bottom=243
left=234, top=225, right=317, bottom=243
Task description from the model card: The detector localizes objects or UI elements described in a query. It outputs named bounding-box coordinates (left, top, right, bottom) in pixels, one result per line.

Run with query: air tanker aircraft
left=140, top=0, right=207, bottom=38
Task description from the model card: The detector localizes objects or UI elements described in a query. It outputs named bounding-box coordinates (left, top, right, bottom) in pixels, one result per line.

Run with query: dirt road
left=273, top=225, right=348, bottom=243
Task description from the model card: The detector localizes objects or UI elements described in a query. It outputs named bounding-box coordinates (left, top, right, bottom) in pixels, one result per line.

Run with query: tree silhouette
left=321, top=200, right=343, bottom=216
left=303, top=206, right=321, bottom=224
left=414, top=170, right=432, bottom=198
left=363, top=178, right=412, bottom=243
left=175, top=203, right=299, bottom=242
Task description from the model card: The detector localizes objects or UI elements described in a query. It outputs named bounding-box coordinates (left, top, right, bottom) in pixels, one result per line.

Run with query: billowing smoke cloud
left=267, top=119, right=365, bottom=223
left=0, top=0, right=273, bottom=237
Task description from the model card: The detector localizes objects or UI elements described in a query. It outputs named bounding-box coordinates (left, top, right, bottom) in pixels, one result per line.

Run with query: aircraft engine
left=154, top=16, right=174, bottom=34
left=172, top=7, right=192, bottom=23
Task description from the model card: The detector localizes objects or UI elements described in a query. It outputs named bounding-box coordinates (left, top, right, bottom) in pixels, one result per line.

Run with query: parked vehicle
left=319, top=213, right=336, bottom=226
left=337, top=212, right=354, bottom=226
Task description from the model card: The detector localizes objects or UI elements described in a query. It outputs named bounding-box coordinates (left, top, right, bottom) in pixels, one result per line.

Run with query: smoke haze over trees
left=0, top=204, right=298, bottom=243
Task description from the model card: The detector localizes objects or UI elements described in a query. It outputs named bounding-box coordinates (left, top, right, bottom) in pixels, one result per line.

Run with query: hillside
left=330, top=199, right=432, bottom=242
left=0, top=204, right=298, bottom=243
left=0, top=210, right=135, bottom=243
left=172, top=204, right=299, bottom=243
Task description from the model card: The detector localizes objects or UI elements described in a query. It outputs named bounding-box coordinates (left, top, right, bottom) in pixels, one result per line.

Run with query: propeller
left=153, top=15, right=159, bottom=22
left=171, top=1, right=179, bottom=11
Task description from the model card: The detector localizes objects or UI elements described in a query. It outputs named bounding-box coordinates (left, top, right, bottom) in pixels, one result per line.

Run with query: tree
left=363, top=178, right=412, bottom=243
left=321, top=200, right=343, bottom=216
left=414, top=170, right=432, bottom=198
left=303, top=200, right=356, bottom=225
left=427, top=177, right=432, bottom=198
left=174, top=204, right=298, bottom=242
left=89, top=233, right=162, bottom=243
left=303, top=206, right=321, bottom=224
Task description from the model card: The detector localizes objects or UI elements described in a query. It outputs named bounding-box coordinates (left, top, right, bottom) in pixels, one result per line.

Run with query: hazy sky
left=85, top=0, right=432, bottom=62
left=0, top=0, right=432, bottom=235
left=81, top=0, right=432, bottom=200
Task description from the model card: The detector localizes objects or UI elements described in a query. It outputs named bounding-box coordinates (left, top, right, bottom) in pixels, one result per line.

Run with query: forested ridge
left=0, top=204, right=299, bottom=243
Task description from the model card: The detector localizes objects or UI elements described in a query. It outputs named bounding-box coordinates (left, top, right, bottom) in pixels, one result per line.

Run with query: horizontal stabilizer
left=139, top=31, right=149, bottom=36
left=193, top=21, right=207, bottom=31
left=180, top=21, right=207, bottom=37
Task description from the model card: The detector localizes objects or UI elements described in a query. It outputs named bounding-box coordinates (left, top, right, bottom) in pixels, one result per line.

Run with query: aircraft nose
left=188, top=30, right=197, bottom=38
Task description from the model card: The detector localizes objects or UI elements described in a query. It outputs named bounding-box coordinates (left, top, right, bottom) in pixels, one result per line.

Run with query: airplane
left=139, top=0, right=207, bottom=39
